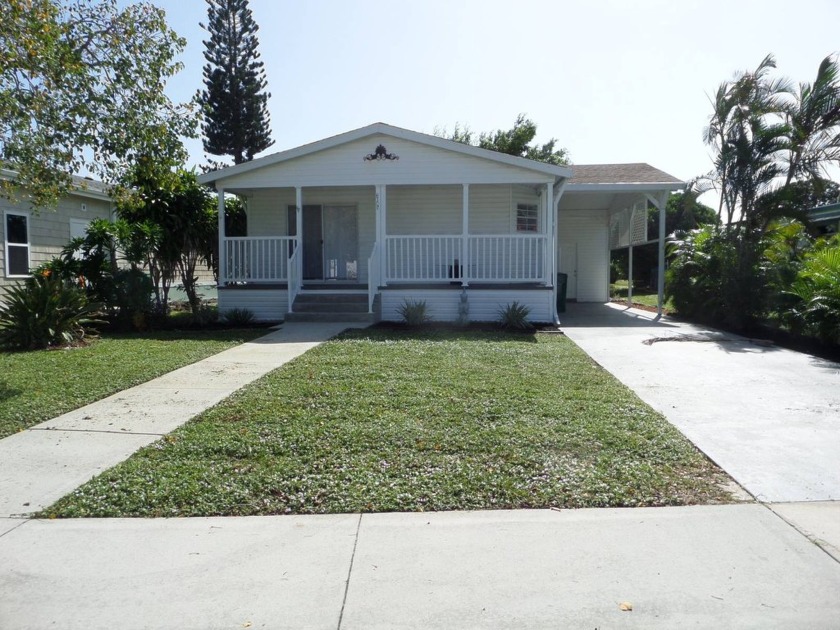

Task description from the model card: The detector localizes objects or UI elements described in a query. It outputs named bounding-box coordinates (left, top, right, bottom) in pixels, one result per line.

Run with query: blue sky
left=153, top=0, right=839, bottom=205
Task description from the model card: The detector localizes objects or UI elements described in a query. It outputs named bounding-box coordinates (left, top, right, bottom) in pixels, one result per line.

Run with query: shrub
left=398, top=299, right=430, bottom=326
left=0, top=274, right=104, bottom=350
left=785, top=239, right=840, bottom=343
left=497, top=301, right=533, bottom=330
left=223, top=307, right=255, bottom=326
left=666, top=226, right=771, bottom=331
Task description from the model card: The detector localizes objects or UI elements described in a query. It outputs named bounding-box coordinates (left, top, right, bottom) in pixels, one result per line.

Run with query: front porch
left=216, top=181, right=559, bottom=322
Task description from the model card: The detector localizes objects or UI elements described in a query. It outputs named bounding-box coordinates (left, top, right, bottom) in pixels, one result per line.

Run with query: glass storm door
left=322, top=206, right=358, bottom=280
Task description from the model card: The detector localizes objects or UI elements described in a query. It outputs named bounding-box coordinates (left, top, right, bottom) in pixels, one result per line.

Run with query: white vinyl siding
left=557, top=210, right=610, bottom=302
left=218, top=288, right=287, bottom=322
left=381, top=288, right=552, bottom=322
left=387, top=185, right=461, bottom=235
left=216, top=134, right=557, bottom=190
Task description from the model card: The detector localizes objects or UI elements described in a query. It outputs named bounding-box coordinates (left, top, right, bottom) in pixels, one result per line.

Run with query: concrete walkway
left=2, top=308, right=840, bottom=627
left=0, top=322, right=360, bottom=518
left=559, top=303, right=840, bottom=503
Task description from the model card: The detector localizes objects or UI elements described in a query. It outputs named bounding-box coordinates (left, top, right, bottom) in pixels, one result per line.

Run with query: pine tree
left=200, top=0, right=273, bottom=165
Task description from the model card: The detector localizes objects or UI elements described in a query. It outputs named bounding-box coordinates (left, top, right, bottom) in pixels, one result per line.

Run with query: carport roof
left=569, top=163, right=684, bottom=186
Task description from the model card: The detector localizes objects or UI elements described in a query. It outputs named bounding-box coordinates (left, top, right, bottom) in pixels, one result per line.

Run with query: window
left=5, top=211, right=30, bottom=277
left=516, top=203, right=539, bottom=232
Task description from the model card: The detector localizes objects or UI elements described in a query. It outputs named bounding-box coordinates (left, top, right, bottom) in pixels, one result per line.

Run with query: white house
left=197, top=123, right=684, bottom=323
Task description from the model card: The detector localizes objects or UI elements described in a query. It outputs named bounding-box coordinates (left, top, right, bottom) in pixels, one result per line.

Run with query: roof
left=806, top=202, right=840, bottom=224
left=569, top=163, right=684, bottom=186
left=1, top=168, right=111, bottom=201
left=198, top=122, right=573, bottom=186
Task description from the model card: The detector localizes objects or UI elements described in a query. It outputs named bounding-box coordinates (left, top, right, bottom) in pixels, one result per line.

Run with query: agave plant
left=0, top=274, right=105, bottom=350
left=497, top=301, right=533, bottom=330
left=398, top=299, right=431, bottom=326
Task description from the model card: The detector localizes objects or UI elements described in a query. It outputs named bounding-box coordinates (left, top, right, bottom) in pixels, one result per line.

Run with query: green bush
left=0, top=274, right=104, bottom=350
left=223, top=307, right=255, bottom=326
left=497, top=301, right=533, bottom=330
left=398, top=299, right=431, bottom=326
left=785, top=239, right=840, bottom=343
left=666, top=226, right=771, bottom=331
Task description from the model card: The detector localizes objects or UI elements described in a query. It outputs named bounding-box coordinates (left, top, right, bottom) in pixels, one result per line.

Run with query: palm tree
left=783, top=55, right=840, bottom=186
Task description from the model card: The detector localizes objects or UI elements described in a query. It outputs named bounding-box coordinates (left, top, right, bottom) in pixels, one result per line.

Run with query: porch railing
left=385, top=235, right=463, bottom=282
left=222, top=236, right=295, bottom=283
left=384, top=234, right=547, bottom=283
left=288, top=244, right=301, bottom=308
left=469, top=235, right=546, bottom=281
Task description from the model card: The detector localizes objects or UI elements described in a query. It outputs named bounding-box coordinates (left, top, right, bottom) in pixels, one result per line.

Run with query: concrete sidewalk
left=0, top=322, right=361, bottom=518
left=2, top=505, right=840, bottom=629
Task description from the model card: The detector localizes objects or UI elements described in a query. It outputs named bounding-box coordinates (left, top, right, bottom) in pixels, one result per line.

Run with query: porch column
left=217, top=188, right=226, bottom=285
left=461, top=184, right=469, bottom=287
left=295, top=187, right=303, bottom=281
left=545, top=182, right=553, bottom=287
left=377, top=185, right=387, bottom=284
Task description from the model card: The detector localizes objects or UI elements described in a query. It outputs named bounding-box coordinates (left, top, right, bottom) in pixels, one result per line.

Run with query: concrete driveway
left=560, top=302, right=840, bottom=503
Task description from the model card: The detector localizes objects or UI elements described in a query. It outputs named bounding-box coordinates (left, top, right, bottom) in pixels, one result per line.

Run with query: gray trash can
left=556, top=273, right=568, bottom=313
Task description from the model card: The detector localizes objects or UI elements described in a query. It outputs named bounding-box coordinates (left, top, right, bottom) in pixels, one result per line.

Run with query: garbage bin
left=556, top=272, right=568, bottom=313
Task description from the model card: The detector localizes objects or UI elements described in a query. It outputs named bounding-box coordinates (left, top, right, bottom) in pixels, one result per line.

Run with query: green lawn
left=44, top=328, right=732, bottom=518
left=610, top=280, right=675, bottom=312
left=0, top=328, right=265, bottom=439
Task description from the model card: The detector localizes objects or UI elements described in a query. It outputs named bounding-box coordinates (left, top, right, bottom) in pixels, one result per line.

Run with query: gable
left=207, top=133, right=563, bottom=190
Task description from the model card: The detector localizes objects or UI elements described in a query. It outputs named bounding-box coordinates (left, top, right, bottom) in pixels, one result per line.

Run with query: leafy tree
left=648, top=189, right=719, bottom=237
left=437, top=114, right=570, bottom=165
left=0, top=0, right=196, bottom=208
left=116, top=163, right=217, bottom=314
left=200, top=0, right=273, bottom=165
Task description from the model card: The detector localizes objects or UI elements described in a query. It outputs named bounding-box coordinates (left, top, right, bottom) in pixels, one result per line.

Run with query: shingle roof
left=71, top=175, right=109, bottom=195
left=570, top=163, right=684, bottom=185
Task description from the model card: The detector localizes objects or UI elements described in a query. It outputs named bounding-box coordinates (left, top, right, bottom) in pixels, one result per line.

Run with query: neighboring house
left=806, top=202, right=840, bottom=236
left=1, top=170, right=112, bottom=301
left=197, top=123, right=684, bottom=323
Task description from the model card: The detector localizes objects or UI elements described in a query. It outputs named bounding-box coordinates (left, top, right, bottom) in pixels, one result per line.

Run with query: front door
left=288, top=205, right=359, bottom=281
left=288, top=205, right=323, bottom=279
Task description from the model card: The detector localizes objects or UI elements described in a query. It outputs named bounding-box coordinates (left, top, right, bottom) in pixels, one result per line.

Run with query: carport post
left=656, top=191, right=668, bottom=319
left=628, top=242, right=633, bottom=307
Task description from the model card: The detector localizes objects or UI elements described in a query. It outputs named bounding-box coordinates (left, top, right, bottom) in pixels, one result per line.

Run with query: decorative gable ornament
left=364, top=144, right=399, bottom=161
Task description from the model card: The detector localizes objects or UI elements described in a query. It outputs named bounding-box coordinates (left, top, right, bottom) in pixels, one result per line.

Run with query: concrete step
left=295, top=293, right=368, bottom=304
left=294, top=302, right=369, bottom=314
left=284, top=312, right=375, bottom=323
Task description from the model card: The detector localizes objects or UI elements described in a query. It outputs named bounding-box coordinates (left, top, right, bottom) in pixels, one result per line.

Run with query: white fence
left=222, top=237, right=295, bottom=283
left=384, top=235, right=546, bottom=283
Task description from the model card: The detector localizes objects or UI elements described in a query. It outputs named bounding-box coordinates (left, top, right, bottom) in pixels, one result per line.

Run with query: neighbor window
left=516, top=203, right=539, bottom=232
left=5, top=211, right=30, bottom=277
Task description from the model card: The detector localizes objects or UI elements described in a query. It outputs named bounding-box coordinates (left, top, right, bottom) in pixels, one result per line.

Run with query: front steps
left=285, top=292, right=377, bottom=323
